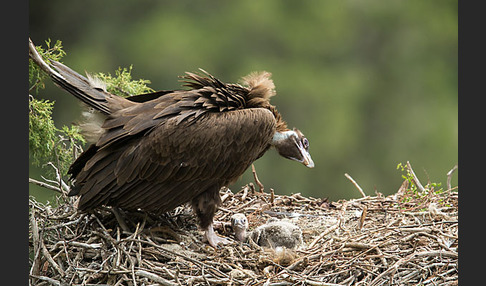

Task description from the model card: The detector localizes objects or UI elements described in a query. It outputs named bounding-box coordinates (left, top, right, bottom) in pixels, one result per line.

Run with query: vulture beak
left=297, top=143, right=314, bottom=168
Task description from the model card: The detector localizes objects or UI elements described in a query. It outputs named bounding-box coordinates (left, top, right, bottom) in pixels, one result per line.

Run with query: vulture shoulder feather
left=71, top=105, right=277, bottom=213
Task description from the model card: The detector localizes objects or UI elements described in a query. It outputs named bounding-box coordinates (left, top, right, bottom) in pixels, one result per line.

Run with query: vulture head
left=239, top=72, right=314, bottom=169
left=271, top=128, right=314, bottom=168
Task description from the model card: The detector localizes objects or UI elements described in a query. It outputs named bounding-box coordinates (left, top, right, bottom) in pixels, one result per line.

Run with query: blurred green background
left=29, top=0, right=457, bottom=204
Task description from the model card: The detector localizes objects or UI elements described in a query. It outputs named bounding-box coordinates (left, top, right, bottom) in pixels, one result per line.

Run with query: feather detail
left=240, top=71, right=276, bottom=100
left=86, top=72, right=107, bottom=92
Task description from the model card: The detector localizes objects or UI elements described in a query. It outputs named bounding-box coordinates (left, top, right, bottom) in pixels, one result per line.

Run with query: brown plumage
left=29, top=39, right=313, bottom=247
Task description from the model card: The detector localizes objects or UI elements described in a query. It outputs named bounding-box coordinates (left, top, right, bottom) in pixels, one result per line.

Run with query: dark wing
left=70, top=107, right=276, bottom=213
left=126, top=90, right=174, bottom=103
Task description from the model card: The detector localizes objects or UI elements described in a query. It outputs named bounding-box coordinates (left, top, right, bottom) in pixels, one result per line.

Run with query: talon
left=205, top=223, right=231, bottom=248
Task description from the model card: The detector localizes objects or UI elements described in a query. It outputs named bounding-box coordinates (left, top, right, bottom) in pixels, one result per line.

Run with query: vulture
left=29, top=39, right=314, bottom=247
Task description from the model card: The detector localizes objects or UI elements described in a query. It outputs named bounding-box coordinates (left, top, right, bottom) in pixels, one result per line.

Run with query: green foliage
left=29, top=97, right=57, bottom=166
left=95, top=66, right=154, bottom=97
left=396, top=162, right=451, bottom=210
left=396, top=162, right=419, bottom=195
left=29, top=95, right=86, bottom=177
left=29, top=39, right=85, bottom=177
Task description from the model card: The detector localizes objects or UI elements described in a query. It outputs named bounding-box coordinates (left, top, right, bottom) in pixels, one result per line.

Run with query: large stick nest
left=29, top=179, right=458, bottom=286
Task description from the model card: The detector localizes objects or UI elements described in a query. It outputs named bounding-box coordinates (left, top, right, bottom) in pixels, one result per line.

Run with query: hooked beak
left=297, top=143, right=315, bottom=168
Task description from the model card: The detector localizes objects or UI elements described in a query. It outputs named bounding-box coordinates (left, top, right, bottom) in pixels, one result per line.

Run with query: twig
left=344, top=173, right=366, bottom=197
left=29, top=177, right=62, bottom=193
left=446, top=164, right=458, bottom=191
left=135, top=270, right=178, bottom=286
left=138, top=236, right=230, bottom=279
left=406, top=161, right=425, bottom=192
left=307, top=223, right=339, bottom=249
left=270, top=188, right=275, bottom=205
left=54, top=241, right=102, bottom=250
left=41, top=239, right=66, bottom=276
left=29, top=275, right=61, bottom=286
left=252, top=164, right=264, bottom=192
left=29, top=207, right=41, bottom=280
left=47, top=162, right=70, bottom=195
left=358, top=205, right=367, bottom=229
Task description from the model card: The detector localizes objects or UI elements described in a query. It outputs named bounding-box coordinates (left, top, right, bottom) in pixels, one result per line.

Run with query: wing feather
left=72, top=108, right=276, bottom=212
left=68, top=70, right=280, bottom=213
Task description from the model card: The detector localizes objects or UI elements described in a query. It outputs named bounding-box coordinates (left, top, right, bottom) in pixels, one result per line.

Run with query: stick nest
left=29, top=182, right=458, bottom=285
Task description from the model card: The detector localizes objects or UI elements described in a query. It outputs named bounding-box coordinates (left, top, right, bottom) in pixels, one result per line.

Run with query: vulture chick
left=29, top=39, right=314, bottom=247
left=231, top=213, right=303, bottom=249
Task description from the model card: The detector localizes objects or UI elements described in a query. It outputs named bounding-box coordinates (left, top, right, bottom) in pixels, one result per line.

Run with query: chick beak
left=231, top=218, right=246, bottom=230
left=298, top=143, right=315, bottom=168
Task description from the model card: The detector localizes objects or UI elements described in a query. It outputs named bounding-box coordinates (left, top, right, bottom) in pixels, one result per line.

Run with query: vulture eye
left=302, top=138, right=309, bottom=149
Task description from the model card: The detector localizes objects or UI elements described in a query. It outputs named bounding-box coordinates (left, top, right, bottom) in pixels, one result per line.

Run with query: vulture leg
left=191, top=186, right=230, bottom=247
left=205, top=223, right=230, bottom=247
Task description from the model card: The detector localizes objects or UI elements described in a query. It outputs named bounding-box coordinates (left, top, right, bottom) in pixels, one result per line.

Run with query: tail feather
left=49, top=61, right=112, bottom=114
left=29, top=38, right=130, bottom=114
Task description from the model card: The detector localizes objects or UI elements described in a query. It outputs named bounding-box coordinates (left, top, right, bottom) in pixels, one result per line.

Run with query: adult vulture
left=29, top=39, right=314, bottom=247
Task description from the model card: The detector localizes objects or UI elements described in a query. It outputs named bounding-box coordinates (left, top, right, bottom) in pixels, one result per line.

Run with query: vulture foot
left=205, top=223, right=231, bottom=248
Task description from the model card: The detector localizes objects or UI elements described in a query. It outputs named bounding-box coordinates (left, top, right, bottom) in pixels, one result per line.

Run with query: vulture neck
left=271, top=130, right=295, bottom=146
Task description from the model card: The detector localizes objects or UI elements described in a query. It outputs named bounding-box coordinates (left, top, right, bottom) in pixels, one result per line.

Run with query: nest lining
left=29, top=182, right=458, bottom=285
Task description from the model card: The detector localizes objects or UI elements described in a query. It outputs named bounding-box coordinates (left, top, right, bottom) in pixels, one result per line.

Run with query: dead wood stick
left=288, top=276, right=343, bottom=286
left=28, top=275, right=61, bottom=286
left=369, top=248, right=457, bottom=286
left=446, top=164, right=458, bottom=191
left=53, top=241, right=102, bottom=249
left=136, top=236, right=230, bottom=279
left=45, top=215, right=84, bottom=230
left=29, top=206, right=66, bottom=277
left=29, top=207, right=41, bottom=279
left=344, top=173, right=366, bottom=197
left=307, top=223, right=339, bottom=249
left=251, top=164, right=264, bottom=192
left=343, top=242, right=374, bottom=249
left=46, top=162, right=70, bottom=195
left=406, top=161, right=425, bottom=192
left=29, top=177, right=62, bottom=193
left=368, top=257, right=403, bottom=286
left=41, top=239, right=66, bottom=276
left=413, top=250, right=458, bottom=259
left=135, top=270, right=178, bottom=286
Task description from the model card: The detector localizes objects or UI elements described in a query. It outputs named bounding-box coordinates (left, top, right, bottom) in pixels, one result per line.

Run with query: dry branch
left=344, top=173, right=367, bottom=197
left=29, top=177, right=62, bottom=193
left=406, top=161, right=425, bottom=192
left=251, top=164, right=264, bottom=192
left=447, top=164, right=458, bottom=191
